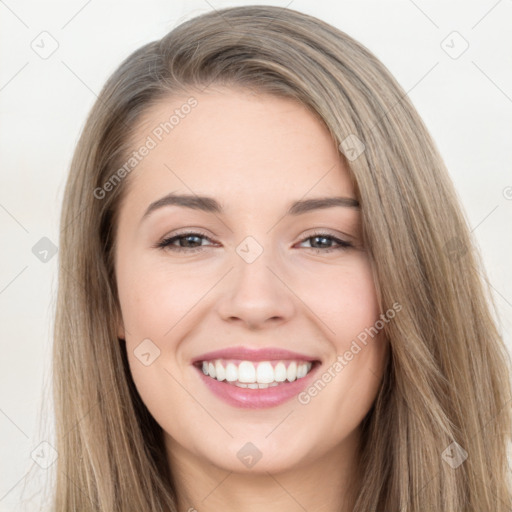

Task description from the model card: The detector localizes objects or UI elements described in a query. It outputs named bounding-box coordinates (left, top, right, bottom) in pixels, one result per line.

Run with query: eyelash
left=155, top=230, right=353, bottom=254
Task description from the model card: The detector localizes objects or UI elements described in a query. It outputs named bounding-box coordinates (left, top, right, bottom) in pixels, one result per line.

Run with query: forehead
left=122, top=87, right=355, bottom=213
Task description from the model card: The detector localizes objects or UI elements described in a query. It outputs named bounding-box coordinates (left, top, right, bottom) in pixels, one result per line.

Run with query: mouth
left=191, top=347, right=321, bottom=408
left=194, top=359, right=316, bottom=388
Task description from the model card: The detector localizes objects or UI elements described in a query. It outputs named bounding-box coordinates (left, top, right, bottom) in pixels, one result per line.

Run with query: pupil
left=183, top=235, right=200, bottom=247
left=313, top=236, right=329, bottom=248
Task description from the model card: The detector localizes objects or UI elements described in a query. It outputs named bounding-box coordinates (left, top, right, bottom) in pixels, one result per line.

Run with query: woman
left=52, top=5, right=512, bottom=511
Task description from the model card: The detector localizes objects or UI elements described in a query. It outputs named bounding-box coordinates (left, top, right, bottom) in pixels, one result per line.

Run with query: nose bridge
left=215, top=235, right=295, bottom=327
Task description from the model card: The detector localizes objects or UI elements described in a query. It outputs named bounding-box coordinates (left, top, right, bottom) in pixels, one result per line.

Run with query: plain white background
left=0, top=1, right=511, bottom=510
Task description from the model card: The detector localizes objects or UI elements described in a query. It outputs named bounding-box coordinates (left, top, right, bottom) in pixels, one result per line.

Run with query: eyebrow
left=141, top=193, right=360, bottom=221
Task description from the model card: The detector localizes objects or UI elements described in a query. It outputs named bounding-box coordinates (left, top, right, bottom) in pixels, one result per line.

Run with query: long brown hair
left=50, top=5, right=511, bottom=510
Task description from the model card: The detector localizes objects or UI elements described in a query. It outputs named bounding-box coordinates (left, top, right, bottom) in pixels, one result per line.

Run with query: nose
left=215, top=246, right=296, bottom=330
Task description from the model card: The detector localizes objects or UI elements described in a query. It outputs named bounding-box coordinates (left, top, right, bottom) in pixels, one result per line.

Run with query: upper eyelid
left=162, top=228, right=350, bottom=239
left=159, top=229, right=354, bottom=247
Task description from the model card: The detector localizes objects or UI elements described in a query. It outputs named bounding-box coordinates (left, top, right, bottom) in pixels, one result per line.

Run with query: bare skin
left=114, top=86, right=388, bottom=512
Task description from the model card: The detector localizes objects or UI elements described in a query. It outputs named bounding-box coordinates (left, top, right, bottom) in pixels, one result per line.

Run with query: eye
left=296, top=231, right=353, bottom=253
left=155, top=230, right=216, bottom=253
left=155, top=229, right=353, bottom=255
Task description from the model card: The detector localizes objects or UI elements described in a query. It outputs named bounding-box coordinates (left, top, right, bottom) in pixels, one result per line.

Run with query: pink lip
left=191, top=345, right=321, bottom=409
left=195, top=363, right=320, bottom=409
left=192, top=346, right=318, bottom=364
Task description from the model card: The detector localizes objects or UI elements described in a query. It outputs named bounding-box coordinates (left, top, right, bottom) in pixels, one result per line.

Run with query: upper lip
left=192, top=346, right=319, bottom=364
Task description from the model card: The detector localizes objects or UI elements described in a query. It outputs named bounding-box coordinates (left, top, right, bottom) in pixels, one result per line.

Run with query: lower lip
left=195, top=363, right=320, bottom=409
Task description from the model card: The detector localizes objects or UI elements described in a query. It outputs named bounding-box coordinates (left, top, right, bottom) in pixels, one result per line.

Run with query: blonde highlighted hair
left=50, top=5, right=511, bottom=511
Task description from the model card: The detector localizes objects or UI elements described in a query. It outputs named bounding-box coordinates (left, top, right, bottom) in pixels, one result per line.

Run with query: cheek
left=298, top=257, right=385, bottom=412
left=117, top=249, right=380, bottom=355
left=305, top=256, right=380, bottom=346
left=117, top=257, right=208, bottom=340
left=117, top=261, right=200, bottom=429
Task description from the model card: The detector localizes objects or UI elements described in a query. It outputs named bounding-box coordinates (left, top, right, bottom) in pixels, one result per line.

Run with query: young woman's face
left=114, top=87, right=388, bottom=475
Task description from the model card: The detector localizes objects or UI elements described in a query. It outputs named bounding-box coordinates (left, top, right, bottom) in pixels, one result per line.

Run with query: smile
left=192, top=346, right=321, bottom=408
left=200, top=359, right=314, bottom=388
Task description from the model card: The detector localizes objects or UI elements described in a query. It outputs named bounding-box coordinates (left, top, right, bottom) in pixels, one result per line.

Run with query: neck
left=165, top=428, right=361, bottom=512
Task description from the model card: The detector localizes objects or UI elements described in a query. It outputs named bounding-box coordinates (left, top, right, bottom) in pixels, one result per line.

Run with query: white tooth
left=258, top=383, right=269, bottom=389
left=225, top=363, right=238, bottom=382
left=297, top=363, right=307, bottom=378
left=234, top=382, right=248, bottom=388
left=238, top=361, right=256, bottom=383
left=256, top=362, right=275, bottom=383
left=202, top=361, right=208, bottom=375
left=215, top=360, right=226, bottom=381
left=208, top=362, right=216, bottom=379
left=286, top=362, right=297, bottom=382
left=274, top=362, right=287, bottom=382
left=247, top=383, right=258, bottom=389
left=307, top=362, right=313, bottom=372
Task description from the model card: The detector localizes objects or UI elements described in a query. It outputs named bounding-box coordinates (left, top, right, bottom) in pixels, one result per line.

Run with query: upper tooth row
left=202, top=360, right=312, bottom=384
